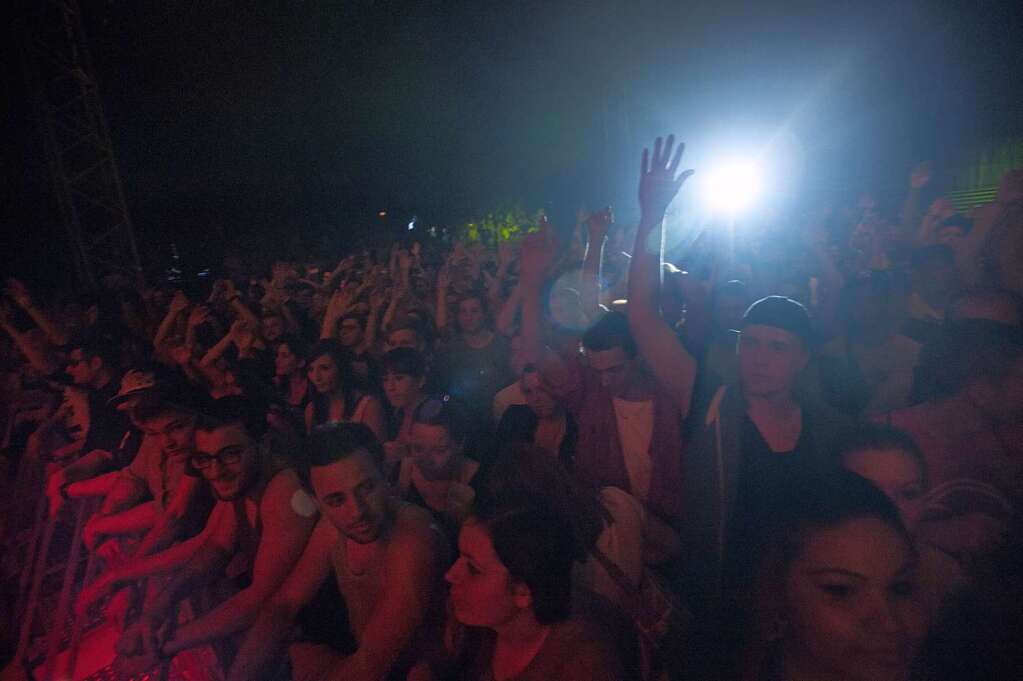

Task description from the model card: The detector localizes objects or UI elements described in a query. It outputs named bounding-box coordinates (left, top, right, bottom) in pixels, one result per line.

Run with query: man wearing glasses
left=76, top=397, right=317, bottom=673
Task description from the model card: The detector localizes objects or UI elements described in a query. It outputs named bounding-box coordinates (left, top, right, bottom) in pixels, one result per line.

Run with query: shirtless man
left=76, top=398, right=316, bottom=667
left=228, top=422, right=449, bottom=681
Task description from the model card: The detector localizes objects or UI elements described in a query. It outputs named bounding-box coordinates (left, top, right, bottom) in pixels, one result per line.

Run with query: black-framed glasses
left=190, top=445, right=246, bottom=470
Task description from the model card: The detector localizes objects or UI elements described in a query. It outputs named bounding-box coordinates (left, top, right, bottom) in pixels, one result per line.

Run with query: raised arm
left=153, top=292, right=190, bottom=353
left=7, top=279, right=69, bottom=346
left=517, top=218, right=558, bottom=366
left=627, top=135, right=697, bottom=417
left=0, top=302, right=59, bottom=375
left=226, top=516, right=337, bottom=681
left=163, top=471, right=317, bottom=655
left=580, top=207, right=612, bottom=319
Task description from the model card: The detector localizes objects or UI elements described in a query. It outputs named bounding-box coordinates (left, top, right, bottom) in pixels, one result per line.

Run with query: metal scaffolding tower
left=18, top=0, right=142, bottom=288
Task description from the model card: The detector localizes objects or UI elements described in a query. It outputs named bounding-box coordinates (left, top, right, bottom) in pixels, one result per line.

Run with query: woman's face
left=842, top=449, right=926, bottom=533
left=521, top=371, right=558, bottom=419
left=781, top=517, right=926, bottom=681
left=275, top=343, right=302, bottom=377
left=445, top=520, right=524, bottom=628
left=382, top=371, right=424, bottom=410
left=409, top=422, right=455, bottom=479
left=308, top=353, right=340, bottom=394
left=386, top=328, right=421, bottom=352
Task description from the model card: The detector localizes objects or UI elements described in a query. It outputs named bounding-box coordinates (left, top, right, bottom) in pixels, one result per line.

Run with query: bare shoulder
left=387, top=503, right=447, bottom=562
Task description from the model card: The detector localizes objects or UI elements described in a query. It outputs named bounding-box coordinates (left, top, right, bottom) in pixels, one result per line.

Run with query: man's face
left=585, top=346, right=636, bottom=399
left=338, top=318, right=364, bottom=348
left=409, top=423, right=456, bottom=480
left=193, top=423, right=257, bottom=501
left=66, top=349, right=100, bottom=386
left=261, top=316, right=284, bottom=343
left=738, top=325, right=808, bottom=397
left=139, top=409, right=196, bottom=462
left=457, top=298, right=486, bottom=335
left=311, top=450, right=389, bottom=544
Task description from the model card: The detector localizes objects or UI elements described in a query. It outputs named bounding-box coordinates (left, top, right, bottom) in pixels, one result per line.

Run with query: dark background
left=3, top=0, right=1022, bottom=283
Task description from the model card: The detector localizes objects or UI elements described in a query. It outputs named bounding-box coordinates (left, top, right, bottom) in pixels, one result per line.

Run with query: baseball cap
left=738, top=295, right=814, bottom=346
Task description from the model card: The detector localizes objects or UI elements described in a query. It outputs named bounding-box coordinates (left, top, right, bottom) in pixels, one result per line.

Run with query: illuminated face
left=781, top=518, right=925, bottom=681
left=386, top=328, right=421, bottom=352
left=308, top=354, right=341, bottom=394
left=521, top=371, right=558, bottom=419
left=261, top=316, right=285, bottom=343
left=738, top=325, right=807, bottom=397
left=842, top=449, right=926, bottom=533
left=193, top=423, right=257, bottom=501
left=275, top=343, right=302, bottom=377
left=311, top=450, right=389, bottom=544
left=457, top=298, right=486, bottom=335
left=67, top=349, right=100, bottom=386
left=409, top=422, right=456, bottom=480
left=382, top=371, right=424, bottom=410
left=338, top=318, right=363, bottom=348
left=585, top=346, right=635, bottom=399
left=140, top=411, right=196, bottom=464
left=446, top=520, right=525, bottom=628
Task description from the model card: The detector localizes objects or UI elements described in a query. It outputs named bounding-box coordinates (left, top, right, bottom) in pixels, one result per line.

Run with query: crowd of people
left=1, top=135, right=1022, bottom=681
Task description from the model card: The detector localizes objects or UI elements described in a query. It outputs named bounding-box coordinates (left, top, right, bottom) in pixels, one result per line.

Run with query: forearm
left=627, top=217, right=663, bottom=322
left=23, top=304, right=69, bottom=346
left=91, top=503, right=158, bottom=538
left=114, top=533, right=210, bottom=585
left=2, top=324, right=58, bottom=374
left=154, top=310, right=182, bottom=349
left=166, top=586, right=264, bottom=655
left=67, top=470, right=122, bottom=498
left=199, top=333, right=234, bottom=367
left=226, top=602, right=299, bottom=681
left=63, top=450, right=115, bottom=483
left=580, top=235, right=606, bottom=317
left=229, top=298, right=260, bottom=331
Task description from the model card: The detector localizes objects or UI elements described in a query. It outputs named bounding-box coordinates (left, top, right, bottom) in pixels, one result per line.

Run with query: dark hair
left=837, top=424, right=927, bottom=485
left=68, top=330, right=120, bottom=371
left=482, top=443, right=604, bottom=560
left=473, top=501, right=577, bottom=624
left=380, top=347, right=427, bottom=378
left=411, top=395, right=468, bottom=443
left=307, top=339, right=358, bottom=424
left=275, top=334, right=310, bottom=361
left=194, top=395, right=269, bottom=440
left=581, top=311, right=637, bottom=357
left=300, top=422, right=384, bottom=489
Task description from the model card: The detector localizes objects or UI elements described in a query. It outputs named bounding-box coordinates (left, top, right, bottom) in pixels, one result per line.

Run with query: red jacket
left=551, top=358, right=684, bottom=524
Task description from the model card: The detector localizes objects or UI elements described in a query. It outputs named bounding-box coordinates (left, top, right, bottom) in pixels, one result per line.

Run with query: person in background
left=398, top=396, right=480, bottom=543
left=304, top=339, right=386, bottom=441
left=270, top=335, right=313, bottom=431
left=379, top=347, right=429, bottom=464
left=495, top=365, right=577, bottom=467
left=838, top=424, right=968, bottom=617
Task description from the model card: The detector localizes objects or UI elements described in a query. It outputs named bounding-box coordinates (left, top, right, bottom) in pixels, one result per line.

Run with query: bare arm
left=7, top=279, right=69, bottom=346
left=154, top=292, right=190, bottom=351
left=133, top=474, right=205, bottom=558
left=0, top=304, right=59, bottom=375
left=164, top=471, right=317, bottom=655
left=227, top=517, right=338, bottom=681
left=580, top=208, right=611, bottom=319
left=627, top=135, right=697, bottom=417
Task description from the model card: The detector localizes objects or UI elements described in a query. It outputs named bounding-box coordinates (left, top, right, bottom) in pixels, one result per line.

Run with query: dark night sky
left=3, top=0, right=1022, bottom=281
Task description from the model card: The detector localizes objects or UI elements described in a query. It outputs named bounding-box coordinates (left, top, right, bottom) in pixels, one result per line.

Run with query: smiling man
left=75, top=397, right=316, bottom=670
left=227, top=422, right=449, bottom=681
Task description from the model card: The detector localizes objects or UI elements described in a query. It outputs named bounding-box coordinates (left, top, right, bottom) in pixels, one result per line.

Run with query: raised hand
left=519, top=215, right=558, bottom=284
left=639, top=135, right=694, bottom=221
left=168, top=291, right=190, bottom=315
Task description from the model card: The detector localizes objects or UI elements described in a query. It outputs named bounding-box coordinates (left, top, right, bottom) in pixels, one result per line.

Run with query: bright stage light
left=702, top=159, right=763, bottom=214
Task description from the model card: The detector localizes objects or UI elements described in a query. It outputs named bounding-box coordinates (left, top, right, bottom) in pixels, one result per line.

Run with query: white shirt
left=612, top=398, right=654, bottom=502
